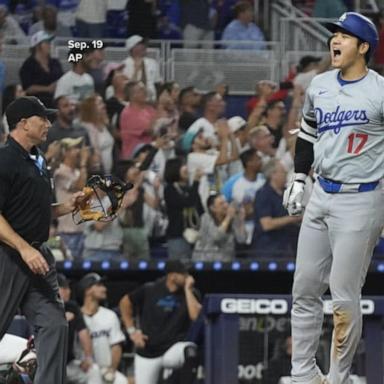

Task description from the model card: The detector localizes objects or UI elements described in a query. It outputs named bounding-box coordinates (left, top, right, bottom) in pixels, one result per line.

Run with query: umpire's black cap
left=165, top=260, right=189, bottom=275
left=6, top=96, right=57, bottom=131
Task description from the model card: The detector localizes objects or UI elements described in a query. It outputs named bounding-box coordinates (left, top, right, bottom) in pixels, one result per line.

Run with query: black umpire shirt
left=0, top=136, right=53, bottom=245
left=129, top=277, right=201, bottom=358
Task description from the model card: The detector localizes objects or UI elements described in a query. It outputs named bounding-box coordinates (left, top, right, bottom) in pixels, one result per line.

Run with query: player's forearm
left=51, top=202, right=73, bottom=218
left=0, top=214, right=31, bottom=252
left=185, top=288, right=202, bottom=321
left=78, top=328, right=93, bottom=359
left=110, top=344, right=122, bottom=370
left=294, top=137, right=314, bottom=175
left=119, top=295, right=135, bottom=328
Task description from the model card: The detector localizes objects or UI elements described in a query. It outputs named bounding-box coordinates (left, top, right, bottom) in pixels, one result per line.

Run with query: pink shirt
left=119, top=104, right=156, bottom=159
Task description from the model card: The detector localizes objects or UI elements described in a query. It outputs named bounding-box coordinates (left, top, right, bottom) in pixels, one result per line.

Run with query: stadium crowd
left=0, top=0, right=384, bottom=263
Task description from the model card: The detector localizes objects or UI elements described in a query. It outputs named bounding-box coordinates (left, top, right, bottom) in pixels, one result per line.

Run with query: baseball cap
left=228, top=116, right=247, bottom=133
left=165, top=260, right=189, bottom=275
left=126, top=35, right=144, bottom=51
left=30, top=31, right=54, bottom=48
left=77, top=273, right=106, bottom=297
left=60, top=136, right=83, bottom=150
left=6, top=96, right=57, bottom=131
left=181, top=126, right=202, bottom=153
left=57, top=273, right=70, bottom=288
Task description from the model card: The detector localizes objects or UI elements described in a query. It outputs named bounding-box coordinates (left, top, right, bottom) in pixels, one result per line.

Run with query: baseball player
left=77, top=273, right=127, bottom=384
left=283, top=12, right=384, bottom=384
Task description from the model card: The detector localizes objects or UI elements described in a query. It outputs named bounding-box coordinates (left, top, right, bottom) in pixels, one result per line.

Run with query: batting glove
left=283, top=173, right=306, bottom=216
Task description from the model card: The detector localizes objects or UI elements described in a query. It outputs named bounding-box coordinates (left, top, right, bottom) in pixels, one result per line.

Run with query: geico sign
left=323, top=299, right=375, bottom=315
left=221, top=299, right=288, bottom=315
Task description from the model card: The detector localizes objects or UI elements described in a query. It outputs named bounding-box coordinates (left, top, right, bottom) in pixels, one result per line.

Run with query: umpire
left=0, top=96, right=85, bottom=384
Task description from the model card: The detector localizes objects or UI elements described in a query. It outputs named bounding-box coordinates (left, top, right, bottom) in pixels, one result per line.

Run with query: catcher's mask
left=72, top=174, right=133, bottom=224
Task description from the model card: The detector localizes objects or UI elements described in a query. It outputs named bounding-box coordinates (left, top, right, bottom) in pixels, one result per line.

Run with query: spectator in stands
left=2, top=84, right=25, bottom=134
left=127, top=0, right=157, bottom=38
left=313, top=0, right=347, bottom=18
left=78, top=94, right=114, bottom=174
left=184, top=120, right=237, bottom=207
left=248, top=125, right=277, bottom=165
left=19, top=31, right=63, bottom=108
left=57, top=274, right=103, bottom=384
left=221, top=1, right=266, bottom=50
left=87, top=47, right=107, bottom=96
left=119, top=260, right=201, bottom=384
left=44, top=95, right=90, bottom=150
left=164, top=158, right=204, bottom=259
left=227, top=116, right=249, bottom=153
left=54, top=137, right=90, bottom=259
left=29, top=5, right=71, bottom=37
left=178, top=87, right=201, bottom=133
left=119, top=81, right=157, bottom=159
left=187, top=92, right=226, bottom=143
left=54, top=48, right=95, bottom=103
left=157, top=12, right=182, bottom=40
left=75, top=0, right=107, bottom=38
left=193, top=193, right=246, bottom=261
left=293, top=55, right=330, bottom=91
left=118, top=160, right=160, bottom=259
left=46, top=0, right=79, bottom=33
left=180, top=0, right=214, bottom=48
left=260, top=99, right=286, bottom=148
left=122, top=35, right=162, bottom=102
left=78, top=273, right=127, bottom=384
left=83, top=219, right=124, bottom=262
left=0, top=4, right=28, bottom=44
left=155, top=82, right=180, bottom=139
left=221, top=148, right=265, bottom=245
left=252, top=159, right=301, bottom=257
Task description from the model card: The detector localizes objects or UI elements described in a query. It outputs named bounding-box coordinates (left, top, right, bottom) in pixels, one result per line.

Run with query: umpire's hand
left=20, top=246, right=49, bottom=275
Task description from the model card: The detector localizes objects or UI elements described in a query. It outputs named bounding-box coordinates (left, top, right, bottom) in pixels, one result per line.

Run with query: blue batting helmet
left=325, top=12, right=379, bottom=55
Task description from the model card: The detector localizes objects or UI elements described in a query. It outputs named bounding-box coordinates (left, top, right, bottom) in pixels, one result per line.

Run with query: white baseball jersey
left=83, top=307, right=125, bottom=368
left=299, top=68, right=384, bottom=183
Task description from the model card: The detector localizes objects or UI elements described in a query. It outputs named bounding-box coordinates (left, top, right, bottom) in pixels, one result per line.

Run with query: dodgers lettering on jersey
left=299, top=69, right=384, bottom=183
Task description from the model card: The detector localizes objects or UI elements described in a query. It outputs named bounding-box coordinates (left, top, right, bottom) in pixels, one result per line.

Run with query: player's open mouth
left=333, top=49, right=341, bottom=58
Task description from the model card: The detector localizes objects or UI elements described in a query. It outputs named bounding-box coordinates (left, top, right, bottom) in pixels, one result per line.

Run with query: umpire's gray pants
left=291, top=181, right=384, bottom=384
left=0, top=244, right=68, bottom=384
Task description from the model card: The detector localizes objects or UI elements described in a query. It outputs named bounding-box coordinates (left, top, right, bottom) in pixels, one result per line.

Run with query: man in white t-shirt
left=54, top=48, right=95, bottom=103
left=183, top=120, right=238, bottom=208
left=78, top=273, right=127, bottom=384
left=123, top=35, right=162, bottom=102
left=221, top=148, right=265, bottom=245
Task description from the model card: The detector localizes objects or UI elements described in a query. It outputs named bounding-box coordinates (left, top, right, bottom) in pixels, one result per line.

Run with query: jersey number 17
left=347, top=133, right=368, bottom=154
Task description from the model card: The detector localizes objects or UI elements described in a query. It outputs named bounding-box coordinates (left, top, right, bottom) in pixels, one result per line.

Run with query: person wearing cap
left=119, top=260, right=201, bottom=384
left=19, top=30, right=63, bottom=108
left=184, top=119, right=237, bottom=209
left=54, top=47, right=95, bottom=103
left=122, top=35, right=162, bottom=102
left=57, top=273, right=104, bottom=384
left=53, top=137, right=90, bottom=259
left=78, top=273, right=127, bottom=384
left=0, top=96, right=88, bottom=383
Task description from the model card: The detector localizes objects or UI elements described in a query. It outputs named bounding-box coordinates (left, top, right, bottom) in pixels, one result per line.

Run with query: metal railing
left=1, top=39, right=282, bottom=95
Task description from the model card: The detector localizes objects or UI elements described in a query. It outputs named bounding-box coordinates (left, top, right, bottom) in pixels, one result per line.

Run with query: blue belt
left=318, top=176, right=379, bottom=193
